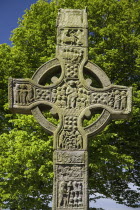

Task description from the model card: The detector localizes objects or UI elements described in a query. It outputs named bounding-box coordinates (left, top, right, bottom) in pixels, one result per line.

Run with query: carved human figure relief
left=13, top=83, right=34, bottom=105
left=58, top=180, right=83, bottom=208
left=13, top=83, right=21, bottom=104
left=114, top=90, right=121, bottom=109
left=120, top=90, right=127, bottom=109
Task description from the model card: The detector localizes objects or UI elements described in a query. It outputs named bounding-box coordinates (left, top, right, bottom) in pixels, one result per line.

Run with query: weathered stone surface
left=8, top=8, right=132, bottom=210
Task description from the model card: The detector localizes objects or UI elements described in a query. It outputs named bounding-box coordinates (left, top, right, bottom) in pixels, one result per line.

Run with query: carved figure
left=108, top=91, right=115, bottom=107
left=114, top=90, right=121, bottom=109
left=78, top=195, right=83, bottom=207
left=20, top=84, right=28, bottom=105
left=51, top=89, right=57, bottom=102
left=75, top=131, right=83, bottom=149
left=57, top=180, right=84, bottom=208
left=26, top=84, right=34, bottom=103
left=120, top=91, right=127, bottom=110
left=76, top=29, right=84, bottom=46
left=73, top=181, right=78, bottom=192
left=60, top=96, right=66, bottom=107
left=14, top=83, right=21, bottom=104
left=59, top=130, right=65, bottom=148
left=59, top=180, right=67, bottom=207
left=74, top=193, right=78, bottom=207
left=66, top=81, right=78, bottom=108
left=67, top=181, right=72, bottom=204
left=69, top=193, right=74, bottom=207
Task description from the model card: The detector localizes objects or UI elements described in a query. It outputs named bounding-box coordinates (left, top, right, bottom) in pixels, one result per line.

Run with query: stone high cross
left=8, top=9, right=132, bottom=210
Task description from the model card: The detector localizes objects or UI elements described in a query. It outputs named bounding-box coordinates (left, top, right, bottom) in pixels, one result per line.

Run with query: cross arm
left=76, top=84, right=132, bottom=137
left=87, top=84, right=132, bottom=120
left=8, top=77, right=57, bottom=115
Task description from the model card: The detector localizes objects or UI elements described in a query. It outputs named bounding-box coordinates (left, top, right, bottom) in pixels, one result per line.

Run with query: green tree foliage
left=0, top=0, right=140, bottom=209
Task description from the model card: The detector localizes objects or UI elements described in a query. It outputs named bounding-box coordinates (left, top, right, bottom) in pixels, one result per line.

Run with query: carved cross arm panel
left=8, top=77, right=58, bottom=114
left=81, top=84, right=132, bottom=118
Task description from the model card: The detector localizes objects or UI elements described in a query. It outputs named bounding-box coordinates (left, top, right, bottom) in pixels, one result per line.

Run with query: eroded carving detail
left=91, top=89, right=128, bottom=110
left=120, top=90, right=127, bottom=110
left=57, top=165, right=84, bottom=179
left=60, top=47, right=84, bottom=64
left=65, top=63, right=79, bottom=78
left=58, top=180, right=83, bottom=208
left=51, top=89, right=57, bottom=103
left=58, top=129, right=83, bottom=150
left=56, top=151, right=85, bottom=164
left=58, top=29, right=84, bottom=46
left=55, top=81, right=90, bottom=110
left=13, top=83, right=34, bottom=105
left=36, top=88, right=51, bottom=101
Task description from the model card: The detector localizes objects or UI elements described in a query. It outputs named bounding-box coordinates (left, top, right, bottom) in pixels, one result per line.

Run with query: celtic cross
left=8, top=9, right=132, bottom=210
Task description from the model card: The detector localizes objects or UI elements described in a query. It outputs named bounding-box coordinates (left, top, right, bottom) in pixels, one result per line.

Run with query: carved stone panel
left=57, top=179, right=84, bottom=208
left=54, top=151, right=86, bottom=164
left=57, top=165, right=84, bottom=180
left=90, top=88, right=128, bottom=110
left=55, top=163, right=87, bottom=209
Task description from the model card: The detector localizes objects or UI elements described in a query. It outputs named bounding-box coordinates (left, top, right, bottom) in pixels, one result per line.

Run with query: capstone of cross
left=8, top=9, right=132, bottom=210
